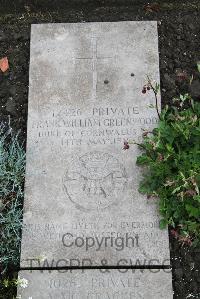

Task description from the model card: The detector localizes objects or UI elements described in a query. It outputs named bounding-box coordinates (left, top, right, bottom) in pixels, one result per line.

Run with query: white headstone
left=21, top=22, right=170, bottom=268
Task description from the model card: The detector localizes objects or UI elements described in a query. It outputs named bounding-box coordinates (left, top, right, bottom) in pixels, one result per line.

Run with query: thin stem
left=154, top=92, right=161, bottom=120
left=147, top=76, right=161, bottom=120
left=134, top=142, right=155, bottom=160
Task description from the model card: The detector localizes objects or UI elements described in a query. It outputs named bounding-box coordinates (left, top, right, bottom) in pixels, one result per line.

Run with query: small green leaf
left=136, top=155, right=150, bottom=165
left=155, top=83, right=160, bottom=94
left=159, top=219, right=168, bottom=229
left=166, top=143, right=174, bottom=153
left=138, top=182, right=153, bottom=194
left=186, top=205, right=200, bottom=218
left=194, top=195, right=200, bottom=203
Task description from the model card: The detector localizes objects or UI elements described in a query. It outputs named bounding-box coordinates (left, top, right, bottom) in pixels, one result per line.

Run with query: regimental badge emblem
left=63, top=151, right=127, bottom=211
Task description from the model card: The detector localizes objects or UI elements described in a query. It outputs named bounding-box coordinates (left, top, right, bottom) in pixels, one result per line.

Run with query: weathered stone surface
left=20, top=22, right=170, bottom=267
left=17, top=269, right=173, bottom=299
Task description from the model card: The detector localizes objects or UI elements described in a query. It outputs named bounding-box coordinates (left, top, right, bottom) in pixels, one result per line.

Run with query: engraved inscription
left=31, top=106, right=159, bottom=147
left=63, top=152, right=127, bottom=210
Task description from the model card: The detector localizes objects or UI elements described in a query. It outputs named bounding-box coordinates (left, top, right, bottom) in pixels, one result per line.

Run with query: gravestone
left=17, top=269, right=173, bottom=299
left=20, top=21, right=170, bottom=268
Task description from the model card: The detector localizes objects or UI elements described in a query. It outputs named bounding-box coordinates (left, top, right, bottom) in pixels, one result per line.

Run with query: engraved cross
left=75, top=37, right=112, bottom=100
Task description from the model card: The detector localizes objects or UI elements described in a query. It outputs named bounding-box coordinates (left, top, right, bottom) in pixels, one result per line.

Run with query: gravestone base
left=17, top=269, right=173, bottom=299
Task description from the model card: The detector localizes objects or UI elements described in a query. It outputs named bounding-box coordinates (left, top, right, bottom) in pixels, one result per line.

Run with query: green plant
left=0, top=276, right=28, bottom=299
left=134, top=82, right=200, bottom=246
left=0, top=124, right=25, bottom=274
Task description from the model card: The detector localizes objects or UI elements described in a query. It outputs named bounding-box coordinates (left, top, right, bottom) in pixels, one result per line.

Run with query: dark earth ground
left=0, top=1, right=200, bottom=298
